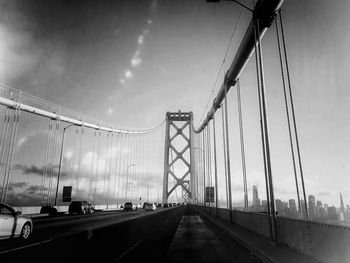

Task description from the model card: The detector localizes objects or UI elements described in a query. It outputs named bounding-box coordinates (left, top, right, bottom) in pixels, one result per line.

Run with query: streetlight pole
left=54, top=123, right=76, bottom=206
left=125, top=164, right=135, bottom=201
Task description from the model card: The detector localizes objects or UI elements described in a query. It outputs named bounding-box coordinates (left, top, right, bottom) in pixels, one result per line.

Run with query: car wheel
left=20, top=223, right=31, bottom=240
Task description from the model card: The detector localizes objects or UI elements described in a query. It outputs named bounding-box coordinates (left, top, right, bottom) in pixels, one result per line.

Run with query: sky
left=0, top=0, right=349, bottom=208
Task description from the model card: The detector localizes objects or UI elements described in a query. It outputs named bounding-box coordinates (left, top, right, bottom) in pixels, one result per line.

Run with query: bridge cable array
left=275, top=10, right=309, bottom=220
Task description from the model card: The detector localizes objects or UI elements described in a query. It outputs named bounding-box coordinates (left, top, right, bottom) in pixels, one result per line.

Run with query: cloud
left=147, top=20, right=152, bottom=24
left=138, top=35, right=144, bottom=45
left=8, top=182, right=28, bottom=190
left=65, top=150, right=73, bottom=160
left=17, top=136, right=28, bottom=148
left=131, top=57, right=141, bottom=67
left=13, top=163, right=69, bottom=179
left=131, top=50, right=141, bottom=68
left=120, top=78, right=125, bottom=84
left=14, top=164, right=44, bottom=176
left=125, top=70, right=133, bottom=79
left=318, top=191, right=330, bottom=196
left=5, top=182, right=42, bottom=206
left=107, top=107, right=114, bottom=116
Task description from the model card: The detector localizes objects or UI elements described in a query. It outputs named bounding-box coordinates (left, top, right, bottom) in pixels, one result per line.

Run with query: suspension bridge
left=0, top=0, right=349, bottom=262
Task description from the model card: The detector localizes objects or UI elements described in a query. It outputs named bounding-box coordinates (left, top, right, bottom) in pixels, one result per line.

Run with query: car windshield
left=71, top=201, right=82, bottom=205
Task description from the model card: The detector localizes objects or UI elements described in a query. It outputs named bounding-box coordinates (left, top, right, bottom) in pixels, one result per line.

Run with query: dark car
left=40, top=205, right=58, bottom=216
left=157, top=203, right=162, bottom=208
left=69, top=201, right=93, bottom=215
left=163, top=203, right=169, bottom=208
left=123, top=202, right=137, bottom=212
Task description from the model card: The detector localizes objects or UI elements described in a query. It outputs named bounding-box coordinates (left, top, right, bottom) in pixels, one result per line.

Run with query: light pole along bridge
left=0, top=0, right=349, bottom=262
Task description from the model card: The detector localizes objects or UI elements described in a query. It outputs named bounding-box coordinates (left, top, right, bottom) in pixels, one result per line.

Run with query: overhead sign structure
left=205, top=187, right=215, bottom=203
left=62, top=186, right=72, bottom=202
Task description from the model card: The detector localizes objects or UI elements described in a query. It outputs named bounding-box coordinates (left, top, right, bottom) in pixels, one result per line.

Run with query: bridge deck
left=194, top=206, right=322, bottom=263
left=165, top=213, right=261, bottom=263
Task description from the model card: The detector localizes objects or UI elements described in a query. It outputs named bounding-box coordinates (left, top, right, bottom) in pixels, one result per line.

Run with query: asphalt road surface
left=0, top=206, right=263, bottom=263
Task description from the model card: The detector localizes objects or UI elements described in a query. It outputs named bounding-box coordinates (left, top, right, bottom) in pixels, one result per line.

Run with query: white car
left=0, top=202, right=33, bottom=240
left=145, top=202, right=157, bottom=211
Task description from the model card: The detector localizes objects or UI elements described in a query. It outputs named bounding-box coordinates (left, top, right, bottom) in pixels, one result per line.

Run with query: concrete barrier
left=233, top=210, right=271, bottom=238
left=195, top=205, right=350, bottom=263
left=278, top=216, right=350, bottom=263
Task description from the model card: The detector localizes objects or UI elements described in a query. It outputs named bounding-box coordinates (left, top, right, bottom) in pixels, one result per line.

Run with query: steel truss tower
left=163, top=111, right=194, bottom=204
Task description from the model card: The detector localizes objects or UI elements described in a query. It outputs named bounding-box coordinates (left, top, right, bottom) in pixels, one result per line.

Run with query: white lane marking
left=0, top=239, right=53, bottom=254
left=115, top=239, right=144, bottom=262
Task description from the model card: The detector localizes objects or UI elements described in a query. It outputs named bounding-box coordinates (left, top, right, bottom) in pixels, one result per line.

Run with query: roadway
left=0, top=205, right=263, bottom=263
left=0, top=206, right=185, bottom=262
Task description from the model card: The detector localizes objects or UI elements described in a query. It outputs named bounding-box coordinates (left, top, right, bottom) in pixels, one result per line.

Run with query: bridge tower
left=163, top=111, right=194, bottom=204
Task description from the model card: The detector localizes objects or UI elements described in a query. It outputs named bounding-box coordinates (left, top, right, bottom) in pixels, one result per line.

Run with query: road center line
left=0, top=239, right=53, bottom=254
left=115, top=239, right=144, bottom=262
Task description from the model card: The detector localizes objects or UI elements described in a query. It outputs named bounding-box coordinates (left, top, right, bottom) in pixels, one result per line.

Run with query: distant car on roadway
left=145, top=203, right=156, bottom=211
left=0, top=202, right=33, bottom=240
left=157, top=203, right=162, bottom=208
left=69, top=201, right=94, bottom=215
left=40, top=204, right=57, bottom=216
left=163, top=203, right=169, bottom=208
left=123, top=202, right=137, bottom=212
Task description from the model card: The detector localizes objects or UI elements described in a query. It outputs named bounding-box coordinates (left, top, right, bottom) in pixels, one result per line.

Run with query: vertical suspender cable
left=88, top=131, right=97, bottom=202
left=146, top=133, right=151, bottom=202
left=212, top=113, right=219, bottom=215
left=253, top=17, right=271, bottom=221
left=237, top=79, right=248, bottom=211
left=254, top=16, right=278, bottom=242
left=93, top=129, right=101, bottom=205
left=279, top=10, right=308, bottom=220
left=103, top=132, right=110, bottom=206
left=224, top=85, right=234, bottom=223
left=151, top=130, right=156, bottom=202
left=131, top=134, right=136, bottom=201
left=221, top=106, right=229, bottom=209
left=117, top=133, right=123, bottom=204
left=202, top=129, right=206, bottom=208
left=113, top=133, right=121, bottom=206
left=137, top=133, right=142, bottom=202
left=48, top=119, right=60, bottom=204
left=106, top=132, right=114, bottom=209
left=0, top=109, right=11, bottom=202
left=3, top=102, right=20, bottom=203
left=125, top=134, right=131, bottom=200
left=40, top=119, right=53, bottom=204
left=199, top=133, right=205, bottom=206
left=72, top=128, right=79, bottom=198
left=76, top=126, right=84, bottom=199
left=207, top=122, right=212, bottom=213
left=156, top=129, right=160, bottom=203
left=275, top=17, right=302, bottom=218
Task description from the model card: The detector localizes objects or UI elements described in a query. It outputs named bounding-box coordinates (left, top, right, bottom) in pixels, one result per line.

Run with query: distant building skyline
left=250, top=185, right=350, bottom=225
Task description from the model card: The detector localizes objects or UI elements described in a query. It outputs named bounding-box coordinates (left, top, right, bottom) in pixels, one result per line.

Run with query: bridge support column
left=163, top=111, right=193, bottom=204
